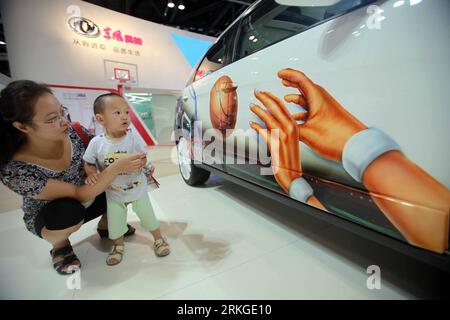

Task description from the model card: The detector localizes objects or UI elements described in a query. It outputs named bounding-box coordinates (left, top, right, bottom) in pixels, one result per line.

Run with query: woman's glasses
left=41, top=106, right=69, bottom=126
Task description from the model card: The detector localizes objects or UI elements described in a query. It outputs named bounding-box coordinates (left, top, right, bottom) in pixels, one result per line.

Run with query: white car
left=174, top=0, right=450, bottom=270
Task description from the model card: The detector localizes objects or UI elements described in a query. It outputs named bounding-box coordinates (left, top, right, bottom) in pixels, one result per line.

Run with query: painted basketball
left=209, top=75, right=238, bottom=137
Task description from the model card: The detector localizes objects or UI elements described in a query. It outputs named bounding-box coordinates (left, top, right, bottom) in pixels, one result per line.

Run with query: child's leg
left=106, top=198, right=128, bottom=265
left=107, top=235, right=124, bottom=266
left=132, top=194, right=170, bottom=257
left=112, top=236, right=124, bottom=246
left=132, top=194, right=160, bottom=238
left=106, top=198, right=129, bottom=240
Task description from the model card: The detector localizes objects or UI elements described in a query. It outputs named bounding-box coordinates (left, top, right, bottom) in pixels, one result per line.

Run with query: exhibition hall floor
left=0, top=149, right=448, bottom=299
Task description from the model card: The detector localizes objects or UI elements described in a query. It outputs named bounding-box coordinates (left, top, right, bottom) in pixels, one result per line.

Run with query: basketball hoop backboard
left=104, top=60, right=139, bottom=86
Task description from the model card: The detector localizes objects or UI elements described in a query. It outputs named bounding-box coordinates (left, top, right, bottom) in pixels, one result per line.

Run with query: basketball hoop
left=113, top=68, right=131, bottom=94
left=105, top=61, right=138, bottom=88
left=114, top=68, right=130, bottom=82
left=120, top=80, right=131, bottom=92
left=119, top=78, right=130, bottom=88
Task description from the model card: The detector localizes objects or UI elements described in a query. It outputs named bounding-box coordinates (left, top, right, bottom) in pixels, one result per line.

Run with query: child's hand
left=144, top=166, right=156, bottom=184
left=85, top=173, right=100, bottom=185
left=143, top=163, right=155, bottom=175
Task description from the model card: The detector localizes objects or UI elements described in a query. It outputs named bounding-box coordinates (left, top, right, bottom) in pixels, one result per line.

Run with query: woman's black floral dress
left=0, top=126, right=91, bottom=236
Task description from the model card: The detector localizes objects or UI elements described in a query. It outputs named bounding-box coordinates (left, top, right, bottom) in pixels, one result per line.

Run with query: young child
left=83, top=93, right=170, bottom=266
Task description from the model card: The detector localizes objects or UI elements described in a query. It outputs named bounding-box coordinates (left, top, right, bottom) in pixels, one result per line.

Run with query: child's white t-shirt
left=83, top=130, right=149, bottom=203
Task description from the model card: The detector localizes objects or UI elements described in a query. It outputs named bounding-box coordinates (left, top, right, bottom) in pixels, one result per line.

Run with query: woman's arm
left=33, top=152, right=146, bottom=202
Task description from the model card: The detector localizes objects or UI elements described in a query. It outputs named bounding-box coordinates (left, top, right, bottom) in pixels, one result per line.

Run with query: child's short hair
left=93, top=93, right=123, bottom=115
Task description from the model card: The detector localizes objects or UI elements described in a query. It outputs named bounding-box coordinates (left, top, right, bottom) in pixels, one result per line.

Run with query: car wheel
left=177, top=136, right=210, bottom=186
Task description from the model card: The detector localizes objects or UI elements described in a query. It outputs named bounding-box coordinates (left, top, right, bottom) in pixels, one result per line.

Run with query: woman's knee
left=41, top=219, right=84, bottom=243
left=42, top=198, right=85, bottom=231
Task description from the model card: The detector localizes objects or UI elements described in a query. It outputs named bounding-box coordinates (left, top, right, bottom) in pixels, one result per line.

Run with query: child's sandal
left=106, top=244, right=124, bottom=266
left=153, top=238, right=170, bottom=257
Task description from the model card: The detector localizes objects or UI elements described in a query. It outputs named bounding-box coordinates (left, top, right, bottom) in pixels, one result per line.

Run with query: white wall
left=0, top=0, right=215, bottom=90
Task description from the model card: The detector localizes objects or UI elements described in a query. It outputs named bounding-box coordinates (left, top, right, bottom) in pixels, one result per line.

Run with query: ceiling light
left=0, top=41, right=5, bottom=45
left=167, top=1, right=175, bottom=8
left=249, top=35, right=255, bottom=40
left=253, top=38, right=258, bottom=42
left=409, top=0, right=422, bottom=5
left=178, top=2, right=185, bottom=10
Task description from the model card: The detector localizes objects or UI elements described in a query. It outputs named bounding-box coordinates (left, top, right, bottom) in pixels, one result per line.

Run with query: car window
left=194, top=41, right=226, bottom=81
left=235, top=0, right=373, bottom=61
left=194, top=24, right=238, bottom=82
left=185, top=60, right=202, bottom=86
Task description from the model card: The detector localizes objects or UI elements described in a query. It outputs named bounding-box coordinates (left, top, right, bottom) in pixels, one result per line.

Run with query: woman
left=0, top=80, right=146, bottom=275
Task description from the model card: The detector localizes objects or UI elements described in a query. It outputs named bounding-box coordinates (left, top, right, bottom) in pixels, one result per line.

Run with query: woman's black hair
left=0, top=80, right=52, bottom=169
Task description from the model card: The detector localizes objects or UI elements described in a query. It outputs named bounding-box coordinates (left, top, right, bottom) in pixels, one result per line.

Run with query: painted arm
left=363, top=150, right=450, bottom=252
left=249, top=89, right=326, bottom=210
left=277, top=68, right=450, bottom=253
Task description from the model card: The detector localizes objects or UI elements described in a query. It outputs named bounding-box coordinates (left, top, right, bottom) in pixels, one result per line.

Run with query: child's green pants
left=107, top=194, right=160, bottom=240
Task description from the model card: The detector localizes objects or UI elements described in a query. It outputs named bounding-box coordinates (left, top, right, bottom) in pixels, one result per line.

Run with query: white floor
left=0, top=173, right=447, bottom=299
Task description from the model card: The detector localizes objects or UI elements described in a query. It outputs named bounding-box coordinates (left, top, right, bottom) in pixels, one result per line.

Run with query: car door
left=179, top=23, right=239, bottom=172
left=219, top=0, right=450, bottom=254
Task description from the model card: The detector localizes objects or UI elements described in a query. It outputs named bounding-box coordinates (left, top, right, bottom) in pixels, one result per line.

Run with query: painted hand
left=249, top=90, right=302, bottom=193
left=278, top=68, right=367, bottom=162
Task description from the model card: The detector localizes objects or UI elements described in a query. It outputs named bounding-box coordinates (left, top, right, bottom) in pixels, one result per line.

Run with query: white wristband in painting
left=289, top=177, right=314, bottom=203
left=342, top=127, right=401, bottom=183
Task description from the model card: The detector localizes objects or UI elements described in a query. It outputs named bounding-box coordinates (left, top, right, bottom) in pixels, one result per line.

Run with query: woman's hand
left=278, top=68, right=367, bottom=162
left=249, top=90, right=302, bottom=193
left=110, top=152, right=147, bottom=174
